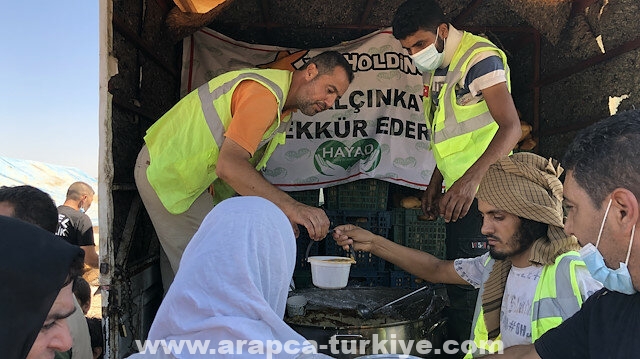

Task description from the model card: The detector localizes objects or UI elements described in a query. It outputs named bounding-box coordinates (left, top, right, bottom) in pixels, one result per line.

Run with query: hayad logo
left=314, top=139, right=381, bottom=175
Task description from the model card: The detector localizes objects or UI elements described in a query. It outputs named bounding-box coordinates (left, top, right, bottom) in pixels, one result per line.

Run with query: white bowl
left=307, top=256, right=353, bottom=289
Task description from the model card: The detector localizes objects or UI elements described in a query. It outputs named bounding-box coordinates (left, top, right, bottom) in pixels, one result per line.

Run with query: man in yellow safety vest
left=333, top=152, right=602, bottom=358
left=391, top=0, right=522, bottom=347
left=134, top=51, right=353, bottom=289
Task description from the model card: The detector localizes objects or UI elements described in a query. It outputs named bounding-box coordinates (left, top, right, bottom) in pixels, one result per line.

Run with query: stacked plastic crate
left=390, top=207, right=447, bottom=288
left=324, top=179, right=392, bottom=287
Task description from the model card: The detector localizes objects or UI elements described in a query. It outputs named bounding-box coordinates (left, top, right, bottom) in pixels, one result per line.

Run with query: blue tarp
left=0, top=156, right=99, bottom=227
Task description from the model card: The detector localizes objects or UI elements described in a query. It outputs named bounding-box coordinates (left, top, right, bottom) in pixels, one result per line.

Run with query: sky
left=0, top=1, right=99, bottom=178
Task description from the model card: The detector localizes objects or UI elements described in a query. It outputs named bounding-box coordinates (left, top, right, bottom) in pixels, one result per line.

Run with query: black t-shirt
left=56, top=205, right=95, bottom=247
left=534, top=288, right=640, bottom=358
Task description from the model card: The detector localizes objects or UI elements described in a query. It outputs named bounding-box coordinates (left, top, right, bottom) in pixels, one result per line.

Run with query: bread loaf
left=400, top=196, right=421, bottom=209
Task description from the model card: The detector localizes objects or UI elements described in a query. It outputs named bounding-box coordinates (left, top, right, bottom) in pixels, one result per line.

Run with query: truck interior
left=99, top=0, right=640, bottom=356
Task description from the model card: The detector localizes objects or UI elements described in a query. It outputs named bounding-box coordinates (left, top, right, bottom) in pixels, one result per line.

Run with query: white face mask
left=410, top=28, right=445, bottom=72
left=579, top=198, right=637, bottom=294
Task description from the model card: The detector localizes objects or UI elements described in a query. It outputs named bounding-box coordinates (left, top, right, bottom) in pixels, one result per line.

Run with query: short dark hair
left=303, top=51, right=354, bottom=83
left=0, top=185, right=58, bottom=233
left=73, top=276, right=92, bottom=310
left=563, top=109, right=640, bottom=209
left=392, top=0, right=448, bottom=40
left=66, top=181, right=94, bottom=201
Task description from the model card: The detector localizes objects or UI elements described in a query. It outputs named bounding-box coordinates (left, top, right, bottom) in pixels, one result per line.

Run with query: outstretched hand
left=332, top=224, right=376, bottom=252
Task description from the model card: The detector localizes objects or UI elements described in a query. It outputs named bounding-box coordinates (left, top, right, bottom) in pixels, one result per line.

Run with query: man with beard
left=480, top=110, right=640, bottom=359
left=333, top=152, right=602, bottom=357
left=134, top=51, right=353, bottom=289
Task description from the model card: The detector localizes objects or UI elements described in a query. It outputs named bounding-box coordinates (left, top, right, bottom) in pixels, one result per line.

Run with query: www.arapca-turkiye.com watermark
left=135, top=335, right=504, bottom=357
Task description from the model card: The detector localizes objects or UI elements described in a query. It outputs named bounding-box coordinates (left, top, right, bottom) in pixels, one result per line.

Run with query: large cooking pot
left=285, top=286, right=448, bottom=358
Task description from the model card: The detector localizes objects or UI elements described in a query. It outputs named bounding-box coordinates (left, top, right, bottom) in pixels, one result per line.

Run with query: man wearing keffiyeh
left=333, top=152, right=602, bottom=357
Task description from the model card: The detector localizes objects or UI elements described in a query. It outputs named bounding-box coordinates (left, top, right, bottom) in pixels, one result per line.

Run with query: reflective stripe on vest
left=197, top=73, right=286, bottom=148
left=426, top=32, right=510, bottom=189
left=434, top=42, right=501, bottom=144
left=465, top=251, right=584, bottom=358
left=530, top=252, right=583, bottom=340
left=145, top=69, right=291, bottom=214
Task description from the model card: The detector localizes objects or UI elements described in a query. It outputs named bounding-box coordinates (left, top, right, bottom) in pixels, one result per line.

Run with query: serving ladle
left=356, top=285, right=429, bottom=319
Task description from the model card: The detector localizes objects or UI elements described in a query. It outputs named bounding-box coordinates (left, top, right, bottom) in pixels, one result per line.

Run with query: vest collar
left=442, top=24, right=464, bottom=68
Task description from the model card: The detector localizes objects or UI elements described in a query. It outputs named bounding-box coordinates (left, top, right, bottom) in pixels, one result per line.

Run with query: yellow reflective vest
left=423, top=32, right=511, bottom=189
left=464, top=251, right=585, bottom=358
left=145, top=69, right=293, bottom=214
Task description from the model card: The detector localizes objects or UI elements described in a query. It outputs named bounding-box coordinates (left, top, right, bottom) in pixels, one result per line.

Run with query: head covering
left=477, top=152, right=565, bottom=238
left=141, top=196, right=323, bottom=358
left=0, top=216, right=84, bottom=359
left=474, top=152, right=580, bottom=339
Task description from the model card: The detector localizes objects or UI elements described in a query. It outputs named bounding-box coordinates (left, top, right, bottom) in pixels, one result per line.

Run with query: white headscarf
left=130, top=196, right=328, bottom=358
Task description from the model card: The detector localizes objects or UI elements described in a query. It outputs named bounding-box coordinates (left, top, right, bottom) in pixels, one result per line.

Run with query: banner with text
left=182, top=28, right=436, bottom=191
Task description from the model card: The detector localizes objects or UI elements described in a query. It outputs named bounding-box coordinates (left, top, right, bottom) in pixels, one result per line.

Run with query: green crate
left=393, top=208, right=446, bottom=260
left=287, top=189, right=321, bottom=207
left=325, top=179, right=389, bottom=210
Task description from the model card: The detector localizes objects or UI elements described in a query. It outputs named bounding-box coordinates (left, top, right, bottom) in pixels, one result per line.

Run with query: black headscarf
left=0, top=216, right=84, bottom=359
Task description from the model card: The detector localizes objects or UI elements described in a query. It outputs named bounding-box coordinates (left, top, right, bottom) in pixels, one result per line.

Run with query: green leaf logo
left=263, top=167, right=287, bottom=178
left=393, top=157, right=417, bottom=168
left=284, top=148, right=311, bottom=161
left=415, top=141, right=429, bottom=151
left=314, top=139, right=382, bottom=176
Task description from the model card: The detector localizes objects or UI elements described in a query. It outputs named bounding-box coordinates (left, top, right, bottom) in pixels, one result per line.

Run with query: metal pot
left=285, top=286, right=448, bottom=358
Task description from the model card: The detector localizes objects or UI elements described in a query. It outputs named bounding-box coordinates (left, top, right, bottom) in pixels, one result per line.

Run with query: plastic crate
left=389, top=270, right=429, bottom=288
left=328, top=209, right=392, bottom=235
left=324, top=179, right=389, bottom=210
left=393, top=208, right=446, bottom=260
left=287, top=189, right=321, bottom=207
left=348, top=271, right=390, bottom=287
left=325, top=210, right=392, bottom=273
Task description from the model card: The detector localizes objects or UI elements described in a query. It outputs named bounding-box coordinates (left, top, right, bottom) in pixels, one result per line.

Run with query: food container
left=286, top=295, right=308, bottom=317
left=307, top=256, right=354, bottom=289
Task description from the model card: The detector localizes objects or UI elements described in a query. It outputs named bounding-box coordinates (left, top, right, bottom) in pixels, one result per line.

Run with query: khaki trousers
left=134, top=145, right=215, bottom=290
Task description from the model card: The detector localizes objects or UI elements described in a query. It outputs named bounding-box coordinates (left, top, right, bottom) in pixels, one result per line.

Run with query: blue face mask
left=411, top=28, right=445, bottom=72
left=579, top=198, right=637, bottom=294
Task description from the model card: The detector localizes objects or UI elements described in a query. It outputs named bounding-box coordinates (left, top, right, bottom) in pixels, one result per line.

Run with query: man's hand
left=332, top=224, right=377, bottom=252
left=421, top=183, right=443, bottom=221
left=288, top=203, right=330, bottom=241
left=422, top=168, right=444, bottom=220
left=439, top=172, right=481, bottom=222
